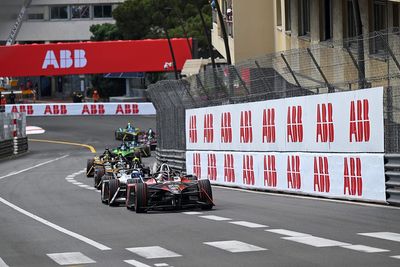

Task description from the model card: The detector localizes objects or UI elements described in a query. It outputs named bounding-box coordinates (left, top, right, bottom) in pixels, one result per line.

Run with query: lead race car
left=126, top=164, right=214, bottom=213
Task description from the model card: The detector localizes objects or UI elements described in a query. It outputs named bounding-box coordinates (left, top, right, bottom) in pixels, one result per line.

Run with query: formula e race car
left=114, top=123, right=140, bottom=141
left=113, top=141, right=151, bottom=158
left=125, top=164, right=214, bottom=213
left=86, top=148, right=117, bottom=177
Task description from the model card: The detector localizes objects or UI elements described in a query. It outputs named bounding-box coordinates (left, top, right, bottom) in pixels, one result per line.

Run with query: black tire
left=135, top=183, right=148, bottom=213
left=86, top=159, right=94, bottom=177
left=101, top=179, right=109, bottom=204
left=108, top=179, right=119, bottom=206
left=198, top=179, right=213, bottom=210
left=94, top=167, right=105, bottom=189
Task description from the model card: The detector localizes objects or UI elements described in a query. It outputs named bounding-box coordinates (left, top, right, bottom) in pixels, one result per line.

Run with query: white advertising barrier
left=186, top=151, right=386, bottom=203
left=4, top=102, right=156, bottom=116
left=186, top=87, right=384, bottom=153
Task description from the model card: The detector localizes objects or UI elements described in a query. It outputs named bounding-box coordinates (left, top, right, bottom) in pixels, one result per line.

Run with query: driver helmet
left=131, top=170, right=141, bottom=178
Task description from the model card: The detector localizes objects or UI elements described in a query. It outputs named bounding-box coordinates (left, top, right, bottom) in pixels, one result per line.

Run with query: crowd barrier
left=4, top=102, right=156, bottom=116
left=0, top=112, right=27, bottom=159
left=185, top=87, right=388, bottom=203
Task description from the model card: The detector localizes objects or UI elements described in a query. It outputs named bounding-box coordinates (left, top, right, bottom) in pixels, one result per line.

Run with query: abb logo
left=207, top=154, right=217, bottom=181
left=313, top=157, right=330, bottom=193
left=316, top=103, right=334, bottom=143
left=82, top=104, right=105, bottom=115
left=221, top=112, right=232, bottom=143
left=44, top=105, right=67, bottom=115
left=350, top=100, right=370, bottom=142
left=287, top=106, right=303, bottom=143
left=189, top=115, right=198, bottom=143
left=42, top=49, right=87, bottom=69
left=204, top=114, right=214, bottom=143
left=115, top=104, right=139, bottom=115
left=240, top=111, right=253, bottom=143
left=287, top=155, right=301, bottom=189
left=344, top=157, right=363, bottom=196
left=264, top=155, right=277, bottom=187
left=193, top=153, right=201, bottom=178
left=224, top=154, right=235, bottom=182
left=11, top=105, right=34, bottom=115
left=242, top=155, right=255, bottom=185
left=262, top=108, right=276, bottom=143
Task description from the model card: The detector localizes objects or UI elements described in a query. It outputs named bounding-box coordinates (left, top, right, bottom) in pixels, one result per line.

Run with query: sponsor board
left=186, top=151, right=386, bottom=203
left=5, top=103, right=156, bottom=116
left=186, top=87, right=384, bottom=153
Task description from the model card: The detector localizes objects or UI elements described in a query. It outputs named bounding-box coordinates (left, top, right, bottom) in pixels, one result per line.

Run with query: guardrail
left=0, top=112, right=28, bottom=160
left=385, top=154, right=400, bottom=205
left=0, top=139, right=13, bottom=158
left=155, top=148, right=186, bottom=172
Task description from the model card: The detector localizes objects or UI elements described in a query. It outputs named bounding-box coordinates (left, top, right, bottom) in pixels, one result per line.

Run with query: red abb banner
left=0, top=39, right=192, bottom=77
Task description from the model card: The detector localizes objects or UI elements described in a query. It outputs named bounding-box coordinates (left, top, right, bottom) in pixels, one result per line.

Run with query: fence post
left=281, top=53, right=302, bottom=89
left=306, top=48, right=334, bottom=93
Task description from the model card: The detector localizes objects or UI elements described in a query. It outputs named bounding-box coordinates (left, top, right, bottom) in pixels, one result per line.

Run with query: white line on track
left=0, top=155, right=69, bottom=180
left=124, top=259, right=151, bottom=267
left=229, top=221, right=268, bottom=228
left=199, top=215, right=232, bottom=221
left=266, top=229, right=312, bottom=237
left=47, top=252, right=96, bottom=265
left=0, top=257, right=9, bottom=267
left=341, top=245, right=389, bottom=253
left=358, top=232, right=400, bottom=242
left=126, top=246, right=182, bottom=259
left=0, top=196, right=111, bottom=251
left=282, top=236, right=351, bottom=247
left=391, top=255, right=400, bottom=259
left=204, top=240, right=267, bottom=253
left=182, top=211, right=203, bottom=215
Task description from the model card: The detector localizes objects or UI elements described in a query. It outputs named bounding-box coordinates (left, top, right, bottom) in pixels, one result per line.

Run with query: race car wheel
left=101, top=180, right=109, bottom=204
left=108, top=179, right=119, bottom=206
left=94, top=167, right=105, bottom=189
left=198, top=179, right=213, bottom=210
left=86, top=159, right=94, bottom=177
left=135, top=183, right=148, bottom=213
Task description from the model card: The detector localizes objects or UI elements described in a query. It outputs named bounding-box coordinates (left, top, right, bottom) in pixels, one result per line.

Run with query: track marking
left=229, top=221, right=268, bottom=228
left=204, top=240, right=267, bottom=253
left=358, top=232, right=400, bottom=242
left=47, top=252, right=95, bottom=265
left=341, top=245, right=389, bottom=253
left=124, top=259, right=151, bottom=267
left=26, top=126, right=45, bottom=135
left=154, top=264, right=169, bottom=267
left=126, top=246, right=182, bottom=259
left=266, top=229, right=312, bottom=237
left=29, top=138, right=96, bottom=153
left=391, top=255, right=400, bottom=259
left=0, top=155, right=69, bottom=180
left=182, top=211, right=203, bottom=215
left=0, top=257, right=9, bottom=267
left=212, top=185, right=399, bottom=209
left=0, top=196, right=111, bottom=251
left=282, top=236, right=351, bottom=247
left=199, top=215, right=232, bottom=221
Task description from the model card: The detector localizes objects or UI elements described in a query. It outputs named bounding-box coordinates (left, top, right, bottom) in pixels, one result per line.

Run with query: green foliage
left=90, top=23, right=122, bottom=41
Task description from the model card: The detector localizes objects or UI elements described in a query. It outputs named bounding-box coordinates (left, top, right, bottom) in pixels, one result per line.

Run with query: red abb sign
left=349, top=100, right=370, bottom=143
left=344, top=157, right=363, bottom=196
left=204, top=114, right=214, bottom=143
left=242, top=155, right=255, bottom=185
left=287, top=155, right=301, bottom=189
left=240, top=110, right=253, bottom=143
left=189, top=115, right=198, bottom=143
left=264, top=155, right=277, bottom=187
left=314, top=157, right=330, bottom=193
left=224, top=154, right=235, bottom=182
left=207, top=154, right=217, bottom=181
left=193, top=153, right=201, bottom=178
left=262, top=108, right=276, bottom=143
left=287, top=106, right=303, bottom=143
left=316, top=103, right=334, bottom=143
left=221, top=112, right=232, bottom=143
left=0, top=39, right=192, bottom=77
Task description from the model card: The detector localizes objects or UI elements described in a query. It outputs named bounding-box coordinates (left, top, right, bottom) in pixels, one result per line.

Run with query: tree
left=90, top=23, right=122, bottom=41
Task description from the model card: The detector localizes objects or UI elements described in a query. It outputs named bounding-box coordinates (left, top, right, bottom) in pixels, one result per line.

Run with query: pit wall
left=185, top=87, right=386, bottom=203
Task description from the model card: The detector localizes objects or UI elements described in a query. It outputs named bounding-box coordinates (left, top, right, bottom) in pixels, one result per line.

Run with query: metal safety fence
left=0, top=112, right=28, bottom=159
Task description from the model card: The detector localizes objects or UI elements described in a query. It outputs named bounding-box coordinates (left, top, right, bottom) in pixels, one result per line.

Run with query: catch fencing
left=0, top=112, right=27, bottom=159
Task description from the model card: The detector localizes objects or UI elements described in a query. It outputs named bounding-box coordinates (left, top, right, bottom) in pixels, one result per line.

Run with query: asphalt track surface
left=0, top=116, right=400, bottom=267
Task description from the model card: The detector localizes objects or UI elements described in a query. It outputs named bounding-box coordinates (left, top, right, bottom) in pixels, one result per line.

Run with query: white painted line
left=229, top=221, right=268, bottom=228
left=391, top=255, right=400, bottom=259
left=204, top=240, right=267, bottom=253
left=199, top=215, right=232, bottom=221
left=65, top=177, right=75, bottom=180
left=0, top=155, right=69, bottom=180
left=26, top=126, right=45, bottom=135
left=0, top=196, right=111, bottom=251
left=66, top=180, right=76, bottom=183
left=341, top=244, right=389, bottom=253
left=72, top=182, right=83, bottom=185
left=124, top=259, right=151, bottom=267
left=78, top=184, right=91, bottom=188
left=0, top=257, right=9, bottom=267
left=282, top=236, right=351, bottom=247
left=358, top=232, right=400, bottom=242
left=182, top=211, right=203, bottom=215
left=47, top=252, right=95, bottom=265
left=66, top=175, right=75, bottom=179
left=154, top=264, right=169, bottom=267
left=266, top=229, right=311, bottom=237
left=126, top=246, right=182, bottom=259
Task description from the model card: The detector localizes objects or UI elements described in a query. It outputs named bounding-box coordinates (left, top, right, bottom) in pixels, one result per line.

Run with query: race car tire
left=198, top=179, right=213, bottom=210
left=115, top=131, right=120, bottom=140
left=101, top=179, right=109, bottom=204
left=135, top=183, right=148, bottom=213
left=108, top=179, right=119, bottom=206
left=86, top=159, right=94, bottom=177
left=94, top=167, right=105, bottom=189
